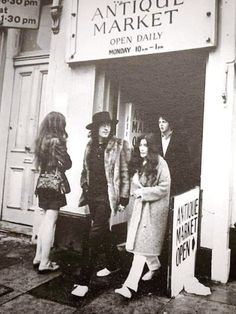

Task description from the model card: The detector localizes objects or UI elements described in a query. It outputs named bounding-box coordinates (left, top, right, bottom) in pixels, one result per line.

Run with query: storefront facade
left=0, top=0, right=236, bottom=284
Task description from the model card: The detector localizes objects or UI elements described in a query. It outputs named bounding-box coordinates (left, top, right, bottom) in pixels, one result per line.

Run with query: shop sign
left=0, top=0, right=40, bottom=29
left=69, top=0, right=217, bottom=62
left=123, top=103, right=157, bottom=147
left=170, top=187, right=200, bottom=297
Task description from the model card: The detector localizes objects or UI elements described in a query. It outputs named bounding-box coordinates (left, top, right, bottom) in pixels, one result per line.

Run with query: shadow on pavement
left=29, top=248, right=169, bottom=310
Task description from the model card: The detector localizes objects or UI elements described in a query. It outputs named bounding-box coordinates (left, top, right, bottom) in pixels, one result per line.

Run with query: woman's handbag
left=36, top=168, right=65, bottom=194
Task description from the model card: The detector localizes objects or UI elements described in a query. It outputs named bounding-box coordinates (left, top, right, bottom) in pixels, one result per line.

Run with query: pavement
left=0, top=230, right=236, bottom=314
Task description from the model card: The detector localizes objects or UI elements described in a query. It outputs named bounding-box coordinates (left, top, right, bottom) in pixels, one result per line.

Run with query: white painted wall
left=200, top=0, right=236, bottom=282
left=43, top=1, right=96, bottom=214
left=231, top=73, right=236, bottom=227
left=0, top=31, right=6, bottom=111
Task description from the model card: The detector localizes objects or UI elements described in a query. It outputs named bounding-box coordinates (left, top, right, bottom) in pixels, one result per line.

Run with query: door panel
left=2, top=64, right=48, bottom=225
left=7, top=166, right=24, bottom=208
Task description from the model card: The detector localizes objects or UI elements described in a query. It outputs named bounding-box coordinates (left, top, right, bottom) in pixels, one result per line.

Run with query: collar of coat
left=161, top=130, right=173, bottom=140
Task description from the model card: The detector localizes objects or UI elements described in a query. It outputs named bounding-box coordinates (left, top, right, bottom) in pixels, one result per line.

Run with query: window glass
left=20, top=3, right=51, bottom=53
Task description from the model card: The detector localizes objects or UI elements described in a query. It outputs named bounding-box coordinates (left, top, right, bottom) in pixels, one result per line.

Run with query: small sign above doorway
left=0, top=0, right=40, bottom=29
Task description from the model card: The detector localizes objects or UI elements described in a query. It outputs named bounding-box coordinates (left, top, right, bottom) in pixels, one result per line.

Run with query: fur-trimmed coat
left=126, top=156, right=171, bottom=256
left=80, top=136, right=130, bottom=214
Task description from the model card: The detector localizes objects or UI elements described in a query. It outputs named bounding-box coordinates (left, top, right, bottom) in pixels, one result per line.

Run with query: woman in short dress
left=33, top=111, right=72, bottom=273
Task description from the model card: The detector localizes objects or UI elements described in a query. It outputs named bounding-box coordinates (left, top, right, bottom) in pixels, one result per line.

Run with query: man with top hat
left=71, top=111, right=130, bottom=297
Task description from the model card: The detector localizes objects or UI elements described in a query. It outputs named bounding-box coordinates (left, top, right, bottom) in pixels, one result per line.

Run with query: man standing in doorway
left=72, top=111, right=130, bottom=297
left=158, top=113, right=193, bottom=196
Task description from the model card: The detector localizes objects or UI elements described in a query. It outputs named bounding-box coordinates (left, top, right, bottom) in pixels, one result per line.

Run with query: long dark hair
left=129, top=133, right=160, bottom=184
left=90, top=122, right=115, bottom=144
left=87, top=122, right=115, bottom=167
left=35, top=111, right=67, bottom=168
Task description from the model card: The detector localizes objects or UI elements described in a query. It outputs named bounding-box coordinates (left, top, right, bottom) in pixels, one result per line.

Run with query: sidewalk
left=0, top=230, right=236, bottom=314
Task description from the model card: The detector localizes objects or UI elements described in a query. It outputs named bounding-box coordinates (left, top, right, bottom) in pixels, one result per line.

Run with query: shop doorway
left=105, top=49, right=208, bottom=288
left=101, top=49, right=208, bottom=259
left=106, top=49, right=208, bottom=188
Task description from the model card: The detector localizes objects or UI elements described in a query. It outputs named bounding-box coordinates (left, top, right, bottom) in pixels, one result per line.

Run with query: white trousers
left=124, top=254, right=161, bottom=292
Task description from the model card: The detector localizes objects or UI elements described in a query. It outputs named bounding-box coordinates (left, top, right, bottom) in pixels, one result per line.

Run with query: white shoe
left=115, top=285, right=132, bottom=299
left=96, top=267, right=120, bottom=277
left=71, top=284, right=88, bottom=297
left=142, top=270, right=157, bottom=281
left=38, top=261, right=60, bottom=274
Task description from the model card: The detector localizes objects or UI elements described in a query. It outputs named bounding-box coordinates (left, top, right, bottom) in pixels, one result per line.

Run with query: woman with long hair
left=33, top=111, right=72, bottom=273
left=115, top=133, right=171, bottom=298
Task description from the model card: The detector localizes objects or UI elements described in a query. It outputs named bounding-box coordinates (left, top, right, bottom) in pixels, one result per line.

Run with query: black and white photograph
left=0, top=0, right=236, bottom=313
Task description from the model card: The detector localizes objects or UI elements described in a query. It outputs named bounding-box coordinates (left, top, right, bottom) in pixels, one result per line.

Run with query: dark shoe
left=33, top=260, right=40, bottom=269
left=38, top=261, right=60, bottom=274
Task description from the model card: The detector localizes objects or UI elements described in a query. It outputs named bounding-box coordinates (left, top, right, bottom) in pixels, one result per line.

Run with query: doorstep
left=0, top=221, right=32, bottom=237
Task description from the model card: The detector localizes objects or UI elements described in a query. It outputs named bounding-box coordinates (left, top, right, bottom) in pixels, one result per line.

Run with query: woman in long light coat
left=115, top=133, right=171, bottom=298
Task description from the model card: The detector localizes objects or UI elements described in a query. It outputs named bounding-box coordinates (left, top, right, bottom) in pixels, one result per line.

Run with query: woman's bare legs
left=33, top=210, right=46, bottom=264
left=38, top=209, right=59, bottom=267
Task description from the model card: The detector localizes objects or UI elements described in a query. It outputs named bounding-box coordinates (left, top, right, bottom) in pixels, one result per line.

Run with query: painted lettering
left=176, top=239, right=191, bottom=266
left=109, top=47, right=131, bottom=54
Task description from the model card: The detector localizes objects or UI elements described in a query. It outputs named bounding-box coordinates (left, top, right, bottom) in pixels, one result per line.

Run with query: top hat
left=86, top=111, right=118, bottom=130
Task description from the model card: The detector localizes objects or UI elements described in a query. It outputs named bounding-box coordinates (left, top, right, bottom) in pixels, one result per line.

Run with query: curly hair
left=34, top=111, right=67, bottom=168
left=129, top=133, right=160, bottom=185
left=89, top=122, right=115, bottom=143
left=87, top=121, right=115, bottom=168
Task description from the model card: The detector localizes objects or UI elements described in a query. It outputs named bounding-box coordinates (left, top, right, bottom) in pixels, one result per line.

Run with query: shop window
left=20, top=1, right=52, bottom=53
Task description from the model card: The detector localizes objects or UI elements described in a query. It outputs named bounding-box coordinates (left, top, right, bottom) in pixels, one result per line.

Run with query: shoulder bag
left=36, top=168, right=65, bottom=194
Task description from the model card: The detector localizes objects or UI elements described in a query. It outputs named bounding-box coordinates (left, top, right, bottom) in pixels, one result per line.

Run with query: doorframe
left=0, top=29, right=20, bottom=221
left=0, top=29, right=49, bottom=222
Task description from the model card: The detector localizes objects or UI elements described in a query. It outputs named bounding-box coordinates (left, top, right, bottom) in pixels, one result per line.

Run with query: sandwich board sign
left=168, top=187, right=200, bottom=297
left=0, top=0, right=40, bottom=29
